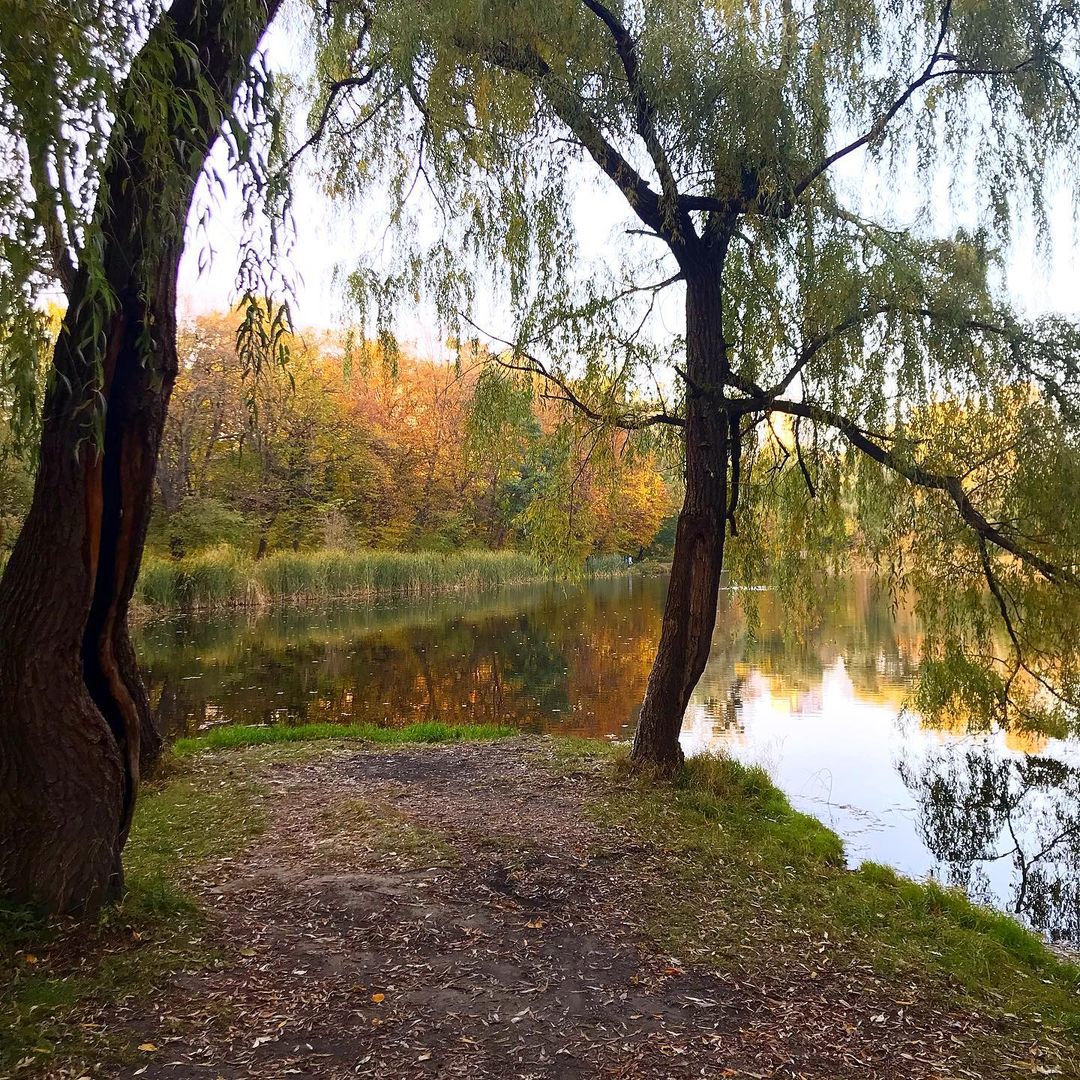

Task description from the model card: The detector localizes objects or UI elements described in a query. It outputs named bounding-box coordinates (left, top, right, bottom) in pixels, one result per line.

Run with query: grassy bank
left=594, top=749, right=1080, bottom=1051
left=172, top=720, right=516, bottom=756
left=137, top=547, right=548, bottom=612
left=4, top=732, right=1079, bottom=1075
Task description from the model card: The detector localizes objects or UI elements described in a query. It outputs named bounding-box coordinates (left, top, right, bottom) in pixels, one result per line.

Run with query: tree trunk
left=0, top=0, right=278, bottom=915
left=631, top=262, right=730, bottom=769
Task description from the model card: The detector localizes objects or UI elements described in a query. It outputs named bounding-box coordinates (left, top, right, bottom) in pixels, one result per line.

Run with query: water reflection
left=900, top=747, right=1080, bottom=940
left=135, top=574, right=1080, bottom=939
left=138, top=578, right=664, bottom=742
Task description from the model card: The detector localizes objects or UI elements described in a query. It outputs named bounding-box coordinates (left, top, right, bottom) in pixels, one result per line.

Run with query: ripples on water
left=135, top=574, right=1080, bottom=941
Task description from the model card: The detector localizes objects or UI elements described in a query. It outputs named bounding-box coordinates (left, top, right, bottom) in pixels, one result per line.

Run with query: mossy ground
left=2, top=732, right=1078, bottom=1078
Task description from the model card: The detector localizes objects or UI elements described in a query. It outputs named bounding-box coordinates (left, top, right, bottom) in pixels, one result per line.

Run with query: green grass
left=173, top=720, right=516, bottom=756
left=595, top=751, right=1080, bottom=1067
left=137, top=546, right=550, bottom=611
left=263, top=548, right=544, bottom=600
left=0, top=765, right=265, bottom=1072
left=136, top=545, right=647, bottom=612
left=584, top=553, right=632, bottom=575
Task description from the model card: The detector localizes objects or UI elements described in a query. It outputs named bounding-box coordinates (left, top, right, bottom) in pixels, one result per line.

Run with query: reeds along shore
left=136, top=546, right=553, bottom=611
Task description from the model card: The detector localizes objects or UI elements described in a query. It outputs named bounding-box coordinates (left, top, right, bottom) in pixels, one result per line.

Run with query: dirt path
left=95, top=741, right=1006, bottom=1079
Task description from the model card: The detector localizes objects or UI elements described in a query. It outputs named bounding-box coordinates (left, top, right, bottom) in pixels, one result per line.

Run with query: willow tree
left=310, top=0, right=1080, bottom=766
left=0, top=0, right=282, bottom=913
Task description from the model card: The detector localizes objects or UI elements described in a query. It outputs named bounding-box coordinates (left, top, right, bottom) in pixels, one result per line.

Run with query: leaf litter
left=33, top=739, right=1076, bottom=1079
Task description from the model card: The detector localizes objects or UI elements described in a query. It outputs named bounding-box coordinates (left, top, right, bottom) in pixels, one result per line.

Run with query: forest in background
left=0, top=310, right=680, bottom=567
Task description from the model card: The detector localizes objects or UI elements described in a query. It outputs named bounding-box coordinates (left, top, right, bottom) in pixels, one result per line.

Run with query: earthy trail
left=92, top=741, right=1010, bottom=1079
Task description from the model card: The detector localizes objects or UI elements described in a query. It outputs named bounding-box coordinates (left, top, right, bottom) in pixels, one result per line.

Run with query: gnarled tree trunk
left=0, top=0, right=279, bottom=915
left=631, top=256, right=731, bottom=769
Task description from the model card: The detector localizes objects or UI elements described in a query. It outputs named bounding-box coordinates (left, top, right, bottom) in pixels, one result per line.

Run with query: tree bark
left=631, top=259, right=730, bottom=769
left=0, top=0, right=279, bottom=915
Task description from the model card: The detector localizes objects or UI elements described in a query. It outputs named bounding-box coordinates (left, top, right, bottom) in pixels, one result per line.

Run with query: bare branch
left=283, top=65, right=387, bottom=173
left=737, top=392, right=1079, bottom=588
left=460, top=312, right=683, bottom=431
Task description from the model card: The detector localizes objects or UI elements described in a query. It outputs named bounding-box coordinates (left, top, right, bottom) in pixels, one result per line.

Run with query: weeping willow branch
left=793, top=415, right=817, bottom=499
left=579, top=0, right=684, bottom=229
left=789, top=0, right=1057, bottom=198
left=727, top=412, right=741, bottom=535
left=737, top=391, right=1079, bottom=589
left=459, top=313, right=683, bottom=432
left=978, top=535, right=1080, bottom=714
left=763, top=302, right=1080, bottom=422
left=26, top=141, right=77, bottom=293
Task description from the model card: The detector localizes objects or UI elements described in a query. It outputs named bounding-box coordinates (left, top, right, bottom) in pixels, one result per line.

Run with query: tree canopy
left=144, top=311, right=678, bottom=560
left=302, top=0, right=1080, bottom=750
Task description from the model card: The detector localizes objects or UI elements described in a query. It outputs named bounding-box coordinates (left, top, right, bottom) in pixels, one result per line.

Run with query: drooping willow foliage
left=0, top=0, right=294, bottom=457
left=0, top=1, right=128, bottom=451
left=305, top=0, right=1080, bottom=738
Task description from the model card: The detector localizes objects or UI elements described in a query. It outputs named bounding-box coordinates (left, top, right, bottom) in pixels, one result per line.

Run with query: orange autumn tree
left=151, top=313, right=678, bottom=560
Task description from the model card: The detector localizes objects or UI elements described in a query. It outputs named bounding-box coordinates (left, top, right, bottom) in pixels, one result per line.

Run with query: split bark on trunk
left=631, top=259, right=731, bottom=770
left=0, top=0, right=278, bottom=915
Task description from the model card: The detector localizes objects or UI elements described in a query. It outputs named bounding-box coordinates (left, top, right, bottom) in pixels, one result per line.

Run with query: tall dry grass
left=137, top=546, right=549, bottom=611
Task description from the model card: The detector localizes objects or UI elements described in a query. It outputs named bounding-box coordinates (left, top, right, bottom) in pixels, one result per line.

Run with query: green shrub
left=150, top=497, right=254, bottom=556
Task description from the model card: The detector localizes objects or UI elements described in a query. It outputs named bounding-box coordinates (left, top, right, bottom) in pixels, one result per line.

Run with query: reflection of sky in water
left=137, top=575, right=1080, bottom=940
left=684, top=660, right=923, bottom=865
left=683, top=654, right=1080, bottom=940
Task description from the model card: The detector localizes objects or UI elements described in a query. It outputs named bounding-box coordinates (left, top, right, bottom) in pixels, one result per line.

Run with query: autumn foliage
left=148, top=312, right=679, bottom=563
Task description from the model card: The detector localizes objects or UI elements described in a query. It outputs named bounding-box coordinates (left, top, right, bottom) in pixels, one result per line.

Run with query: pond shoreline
left=132, top=547, right=671, bottom=622
left=3, top=732, right=1078, bottom=1077
left=135, top=573, right=1080, bottom=941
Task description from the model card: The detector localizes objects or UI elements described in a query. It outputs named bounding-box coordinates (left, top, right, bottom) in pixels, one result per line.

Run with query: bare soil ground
left=77, top=740, right=1027, bottom=1079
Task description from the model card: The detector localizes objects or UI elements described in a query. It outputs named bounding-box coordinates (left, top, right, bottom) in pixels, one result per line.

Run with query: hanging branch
left=727, top=412, right=741, bottom=535
left=731, top=387, right=1079, bottom=589
left=793, top=415, right=817, bottom=499
left=459, top=313, right=684, bottom=431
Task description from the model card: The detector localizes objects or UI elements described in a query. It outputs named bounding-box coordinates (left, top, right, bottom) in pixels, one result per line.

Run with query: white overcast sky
left=176, top=18, right=1080, bottom=350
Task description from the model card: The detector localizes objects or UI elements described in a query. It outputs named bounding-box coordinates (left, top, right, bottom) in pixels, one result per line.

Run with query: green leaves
left=0, top=1, right=288, bottom=455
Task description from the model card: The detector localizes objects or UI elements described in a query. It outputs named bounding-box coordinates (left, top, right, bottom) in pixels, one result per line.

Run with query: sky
left=175, top=17, right=1080, bottom=355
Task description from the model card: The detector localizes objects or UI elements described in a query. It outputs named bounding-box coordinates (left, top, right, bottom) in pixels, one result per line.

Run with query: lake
left=135, top=574, right=1080, bottom=942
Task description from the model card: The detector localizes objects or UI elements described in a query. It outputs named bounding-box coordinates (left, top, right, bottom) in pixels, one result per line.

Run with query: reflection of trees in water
left=899, top=747, right=1080, bottom=940
left=140, top=574, right=928, bottom=742
left=695, top=581, right=921, bottom=720
left=138, top=578, right=664, bottom=740
left=695, top=679, right=746, bottom=734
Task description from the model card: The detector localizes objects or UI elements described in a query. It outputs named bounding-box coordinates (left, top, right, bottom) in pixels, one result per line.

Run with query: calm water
left=135, top=575, right=1080, bottom=940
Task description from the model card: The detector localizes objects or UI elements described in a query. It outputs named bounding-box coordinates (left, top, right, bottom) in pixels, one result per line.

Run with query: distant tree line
left=143, top=311, right=679, bottom=562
